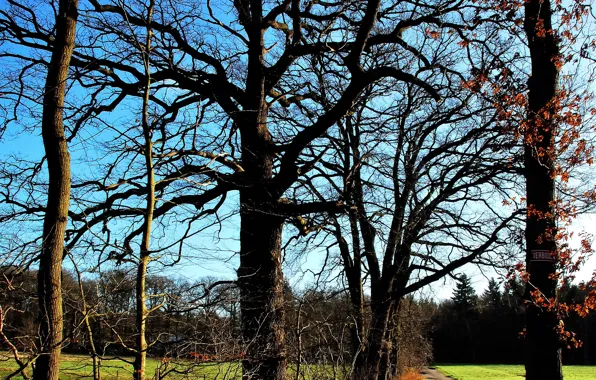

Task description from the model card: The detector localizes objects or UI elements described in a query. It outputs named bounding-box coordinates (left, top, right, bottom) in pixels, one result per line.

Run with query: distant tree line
left=0, top=265, right=437, bottom=377
left=431, top=275, right=596, bottom=365
left=7, top=264, right=592, bottom=375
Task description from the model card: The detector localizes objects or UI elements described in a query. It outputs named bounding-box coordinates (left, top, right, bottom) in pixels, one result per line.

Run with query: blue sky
left=0, top=0, right=594, bottom=302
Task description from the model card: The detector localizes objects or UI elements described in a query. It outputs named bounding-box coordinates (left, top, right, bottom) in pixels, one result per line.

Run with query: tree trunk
left=238, top=201, right=286, bottom=380
left=356, top=293, right=392, bottom=380
left=236, top=1, right=287, bottom=374
left=388, top=314, right=400, bottom=379
left=134, top=8, right=156, bottom=376
left=342, top=211, right=365, bottom=370
left=378, top=299, right=401, bottom=380
left=133, top=5, right=156, bottom=378
left=33, top=1, right=78, bottom=379
left=523, top=1, right=563, bottom=379
left=134, top=256, right=149, bottom=380
left=348, top=270, right=365, bottom=370
left=376, top=324, right=393, bottom=380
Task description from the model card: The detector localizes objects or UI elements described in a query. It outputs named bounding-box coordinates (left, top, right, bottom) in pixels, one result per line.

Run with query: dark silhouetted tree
left=33, top=1, right=79, bottom=379
left=452, top=275, right=478, bottom=313
left=523, top=0, right=563, bottom=378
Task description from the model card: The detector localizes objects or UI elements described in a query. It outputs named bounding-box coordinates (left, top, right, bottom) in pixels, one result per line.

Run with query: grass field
left=436, top=364, right=596, bottom=380
left=4, top=356, right=595, bottom=379
left=0, top=353, right=342, bottom=379
left=0, top=354, right=243, bottom=379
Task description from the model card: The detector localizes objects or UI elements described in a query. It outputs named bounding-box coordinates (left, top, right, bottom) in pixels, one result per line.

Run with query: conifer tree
left=452, top=275, right=478, bottom=313
left=482, top=278, right=502, bottom=311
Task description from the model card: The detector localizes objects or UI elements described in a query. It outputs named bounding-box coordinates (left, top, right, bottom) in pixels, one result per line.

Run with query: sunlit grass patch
left=0, top=353, right=242, bottom=379
left=0, top=353, right=352, bottom=379
left=435, top=364, right=596, bottom=380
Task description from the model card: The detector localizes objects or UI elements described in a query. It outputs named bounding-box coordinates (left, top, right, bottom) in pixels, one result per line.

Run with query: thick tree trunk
left=33, top=1, right=78, bottom=379
left=236, top=1, right=287, bottom=374
left=236, top=100, right=287, bottom=378
left=356, top=293, right=392, bottom=380
left=523, top=1, right=563, bottom=379
left=360, top=296, right=404, bottom=380
left=238, top=201, right=286, bottom=380
left=378, top=299, right=402, bottom=380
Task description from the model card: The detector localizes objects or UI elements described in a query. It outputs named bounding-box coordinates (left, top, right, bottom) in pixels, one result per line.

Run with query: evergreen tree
left=482, top=278, right=502, bottom=311
left=452, top=274, right=478, bottom=313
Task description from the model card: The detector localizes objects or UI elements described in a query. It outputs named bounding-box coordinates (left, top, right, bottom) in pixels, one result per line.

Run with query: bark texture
left=360, top=296, right=393, bottom=380
left=239, top=207, right=286, bottom=380
left=236, top=1, right=287, bottom=377
left=134, top=5, right=155, bottom=378
left=33, top=1, right=78, bottom=379
left=523, top=1, right=563, bottom=379
left=238, top=124, right=286, bottom=378
left=237, top=76, right=287, bottom=380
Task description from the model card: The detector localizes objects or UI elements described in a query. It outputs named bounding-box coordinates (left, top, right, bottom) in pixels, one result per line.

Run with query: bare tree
left=133, top=2, right=156, bottom=378
left=33, top=1, right=79, bottom=379
left=290, top=17, right=526, bottom=375
left=58, top=2, right=444, bottom=377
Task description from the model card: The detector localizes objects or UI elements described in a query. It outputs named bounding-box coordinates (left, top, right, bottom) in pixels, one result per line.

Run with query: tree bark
left=134, top=5, right=155, bottom=378
left=523, top=1, right=563, bottom=379
left=134, top=255, right=149, bottom=380
left=343, top=211, right=365, bottom=368
left=356, top=291, right=393, bottom=380
left=238, top=202, right=286, bottom=380
left=347, top=262, right=365, bottom=369
left=378, top=299, right=401, bottom=380
left=235, top=1, right=286, bottom=377
left=33, top=1, right=78, bottom=379
left=388, top=307, right=401, bottom=380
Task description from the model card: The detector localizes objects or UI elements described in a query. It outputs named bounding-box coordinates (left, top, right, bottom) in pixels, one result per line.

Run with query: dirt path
left=420, top=367, right=452, bottom=380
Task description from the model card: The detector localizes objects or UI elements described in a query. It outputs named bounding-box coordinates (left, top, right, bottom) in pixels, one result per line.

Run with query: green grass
left=0, top=353, right=340, bottom=379
left=436, top=364, right=596, bottom=380
left=0, top=354, right=243, bottom=379
left=13, top=356, right=596, bottom=380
